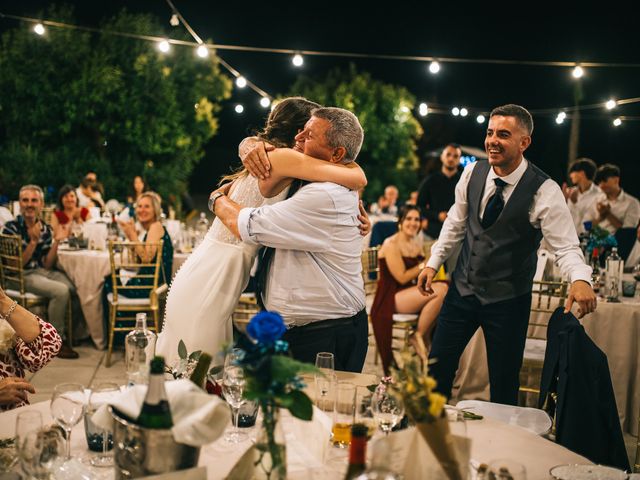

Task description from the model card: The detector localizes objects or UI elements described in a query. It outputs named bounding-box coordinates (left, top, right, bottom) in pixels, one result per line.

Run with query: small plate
left=550, top=464, right=628, bottom=480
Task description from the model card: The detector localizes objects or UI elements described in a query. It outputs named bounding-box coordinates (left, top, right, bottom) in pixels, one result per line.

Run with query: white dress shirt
left=587, top=189, right=640, bottom=235
left=567, top=182, right=601, bottom=234
left=238, top=182, right=366, bottom=326
left=427, top=159, right=592, bottom=284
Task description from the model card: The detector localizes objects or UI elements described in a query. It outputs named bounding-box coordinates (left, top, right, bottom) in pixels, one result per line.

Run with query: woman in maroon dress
left=370, top=205, right=448, bottom=374
left=51, top=184, right=91, bottom=239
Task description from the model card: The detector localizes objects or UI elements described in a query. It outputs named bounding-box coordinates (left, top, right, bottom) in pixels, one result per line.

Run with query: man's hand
left=417, top=266, right=437, bottom=296
left=596, top=201, right=611, bottom=219
left=242, top=142, right=275, bottom=180
left=564, top=280, right=597, bottom=318
left=358, top=201, right=371, bottom=236
left=0, top=377, right=35, bottom=406
left=438, top=211, right=448, bottom=223
left=27, top=221, right=42, bottom=243
left=561, top=183, right=579, bottom=203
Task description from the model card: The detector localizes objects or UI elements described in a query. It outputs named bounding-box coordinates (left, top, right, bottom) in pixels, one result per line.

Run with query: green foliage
left=289, top=64, right=423, bottom=202
left=0, top=4, right=232, bottom=204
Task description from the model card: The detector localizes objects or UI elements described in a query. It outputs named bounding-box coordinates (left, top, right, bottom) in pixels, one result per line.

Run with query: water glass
left=371, top=390, right=404, bottom=436
left=51, top=383, right=86, bottom=459
left=488, top=459, right=527, bottom=480
left=622, top=280, right=637, bottom=297
left=315, top=352, right=335, bottom=371
left=222, top=366, right=247, bottom=443
left=444, top=406, right=467, bottom=437
left=315, top=371, right=337, bottom=412
left=85, top=383, right=119, bottom=467
left=332, top=382, right=356, bottom=448
left=237, top=399, right=259, bottom=428
left=16, top=411, right=46, bottom=479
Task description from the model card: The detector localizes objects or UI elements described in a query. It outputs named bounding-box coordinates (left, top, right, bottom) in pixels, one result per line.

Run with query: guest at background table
left=417, top=143, right=462, bottom=239
left=50, top=184, right=91, bottom=239
left=75, top=175, right=104, bottom=210
left=2, top=185, right=79, bottom=359
left=562, top=157, right=600, bottom=235
left=107, top=192, right=173, bottom=298
left=418, top=105, right=596, bottom=406
left=587, top=163, right=640, bottom=235
left=370, top=205, right=448, bottom=374
left=370, top=185, right=399, bottom=216
left=0, top=285, right=62, bottom=411
left=124, top=175, right=148, bottom=219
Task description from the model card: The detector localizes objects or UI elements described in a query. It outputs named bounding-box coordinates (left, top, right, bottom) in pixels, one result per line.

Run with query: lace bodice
left=207, top=174, right=289, bottom=245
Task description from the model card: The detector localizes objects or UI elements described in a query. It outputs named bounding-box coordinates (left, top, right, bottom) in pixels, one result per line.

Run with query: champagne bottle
left=344, top=423, right=368, bottom=480
left=189, top=352, right=212, bottom=390
left=137, top=356, right=173, bottom=429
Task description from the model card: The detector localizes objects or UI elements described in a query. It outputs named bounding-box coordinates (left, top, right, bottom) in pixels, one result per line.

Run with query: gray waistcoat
left=453, top=160, right=549, bottom=304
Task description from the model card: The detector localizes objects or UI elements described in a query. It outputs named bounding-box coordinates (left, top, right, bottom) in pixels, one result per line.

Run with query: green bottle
left=137, top=356, right=173, bottom=429
left=189, top=353, right=212, bottom=390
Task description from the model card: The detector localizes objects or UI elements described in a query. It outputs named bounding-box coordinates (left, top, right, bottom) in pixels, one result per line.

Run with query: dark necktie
left=254, top=179, right=304, bottom=309
left=481, top=178, right=508, bottom=229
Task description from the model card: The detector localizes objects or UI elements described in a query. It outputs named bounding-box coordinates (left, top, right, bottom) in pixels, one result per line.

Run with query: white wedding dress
left=156, top=174, right=288, bottom=368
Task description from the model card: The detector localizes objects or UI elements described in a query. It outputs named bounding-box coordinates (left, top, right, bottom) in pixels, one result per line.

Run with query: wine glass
left=315, top=352, right=335, bottom=411
left=370, top=390, right=404, bottom=436
left=222, top=366, right=247, bottom=443
left=85, top=383, right=119, bottom=467
left=224, top=348, right=244, bottom=369
left=51, top=383, right=86, bottom=459
left=15, top=411, right=46, bottom=479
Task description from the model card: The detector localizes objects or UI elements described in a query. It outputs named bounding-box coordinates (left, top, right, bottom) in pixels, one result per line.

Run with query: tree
left=0, top=5, right=232, bottom=209
left=289, top=64, right=423, bottom=203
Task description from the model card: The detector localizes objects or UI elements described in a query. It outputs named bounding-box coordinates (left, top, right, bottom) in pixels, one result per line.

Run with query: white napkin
left=92, top=379, right=230, bottom=447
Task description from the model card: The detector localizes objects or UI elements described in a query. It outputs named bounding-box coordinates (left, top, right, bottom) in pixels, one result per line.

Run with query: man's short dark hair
left=594, top=163, right=621, bottom=184
left=569, top=158, right=597, bottom=181
left=490, top=104, right=534, bottom=135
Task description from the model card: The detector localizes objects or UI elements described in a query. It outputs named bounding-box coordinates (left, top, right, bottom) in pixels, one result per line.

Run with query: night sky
left=2, top=2, right=639, bottom=197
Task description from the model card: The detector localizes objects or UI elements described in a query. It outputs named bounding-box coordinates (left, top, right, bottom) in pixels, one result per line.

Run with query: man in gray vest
left=417, top=104, right=597, bottom=405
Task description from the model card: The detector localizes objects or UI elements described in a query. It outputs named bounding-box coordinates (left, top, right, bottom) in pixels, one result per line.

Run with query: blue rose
left=247, top=311, right=286, bottom=345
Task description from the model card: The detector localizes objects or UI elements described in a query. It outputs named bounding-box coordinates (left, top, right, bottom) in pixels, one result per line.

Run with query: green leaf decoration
left=208, top=365, right=223, bottom=376
left=286, top=390, right=314, bottom=421
left=178, top=340, right=188, bottom=360
left=270, top=356, right=318, bottom=384
left=189, top=350, right=202, bottom=361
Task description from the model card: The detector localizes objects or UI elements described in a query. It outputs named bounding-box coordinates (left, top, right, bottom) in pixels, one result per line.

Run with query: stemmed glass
left=370, top=389, right=404, bottom=436
left=315, top=352, right=335, bottom=411
left=51, top=383, right=85, bottom=459
left=222, top=365, right=247, bottom=443
left=224, top=348, right=244, bottom=369
left=15, top=411, right=46, bottom=479
left=85, top=383, right=119, bottom=467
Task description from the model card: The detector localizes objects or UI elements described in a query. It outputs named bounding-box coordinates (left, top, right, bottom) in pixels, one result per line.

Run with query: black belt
left=286, top=309, right=366, bottom=333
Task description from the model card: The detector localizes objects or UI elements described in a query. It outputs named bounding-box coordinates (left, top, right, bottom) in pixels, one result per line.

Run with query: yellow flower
left=428, top=392, right=446, bottom=418
left=406, top=381, right=417, bottom=394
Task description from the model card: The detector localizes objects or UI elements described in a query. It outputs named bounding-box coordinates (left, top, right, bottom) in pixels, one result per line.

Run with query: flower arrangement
left=585, top=224, right=617, bottom=260
left=234, top=311, right=317, bottom=479
left=389, top=339, right=462, bottom=480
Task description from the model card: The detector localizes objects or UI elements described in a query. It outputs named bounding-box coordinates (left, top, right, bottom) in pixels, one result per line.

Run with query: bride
left=156, top=98, right=368, bottom=367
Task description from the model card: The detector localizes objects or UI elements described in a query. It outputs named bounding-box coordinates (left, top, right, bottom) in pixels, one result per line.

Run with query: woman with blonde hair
left=157, top=97, right=368, bottom=367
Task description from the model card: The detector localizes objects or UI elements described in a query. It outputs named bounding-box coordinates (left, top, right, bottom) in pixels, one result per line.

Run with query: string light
left=555, top=112, right=566, bottom=124
left=235, top=76, right=247, bottom=88
left=234, top=104, right=244, bottom=114
left=460, top=108, right=468, bottom=117
left=260, top=97, right=271, bottom=108
left=418, top=103, right=428, bottom=116
left=476, top=114, right=485, bottom=124
left=33, top=23, right=45, bottom=35
left=452, top=107, right=460, bottom=116
left=428, top=61, right=440, bottom=74
left=196, top=45, right=208, bottom=58
left=169, top=14, right=179, bottom=26
left=572, top=65, right=584, bottom=78
left=158, top=40, right=170, bottom=53
left=613, top=118, right=622, bottom=126
left=605, top=99, right=617, bottom=110
left=292, top=53, right=304, bottom=67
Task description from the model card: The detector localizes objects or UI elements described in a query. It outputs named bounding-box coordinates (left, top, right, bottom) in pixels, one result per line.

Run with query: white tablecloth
left=57, top=249, right=190, bottom=349
left=452, top=294, right=640, bottom=435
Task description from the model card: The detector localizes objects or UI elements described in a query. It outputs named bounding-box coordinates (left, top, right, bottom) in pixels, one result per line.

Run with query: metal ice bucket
left=109, top=406, right=200, bottom=479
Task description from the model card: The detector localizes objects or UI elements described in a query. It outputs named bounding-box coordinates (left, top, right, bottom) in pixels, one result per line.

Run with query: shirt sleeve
left=238, top=185, right=340, bottom=252
left=622, top=198, right=640, bottom=228
left=532, top=180, right=592, bottom=284
left=426, top=163, right=475, bottom=271
left=15, top=317, right=62, bottom=372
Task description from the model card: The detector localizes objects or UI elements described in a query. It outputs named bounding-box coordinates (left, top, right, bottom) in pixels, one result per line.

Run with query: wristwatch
left=208, top=191, right=225, bottom=213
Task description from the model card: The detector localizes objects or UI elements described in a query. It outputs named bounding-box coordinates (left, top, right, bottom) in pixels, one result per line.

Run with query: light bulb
left=236, top=76, right=247, bottom=88
left=33, top=23, right=45, bottom=35
left=428, top=61, right=440, bottom=74
left=613, top=118, right=622, bottom=127
left=572, top=65, right=584, bottom=78
left=158, top=40, right=170, bottom=53
left=418, top=103, right=428, bottom=117
left=452, top=107, right=460, bottom=116
left=196, top=45, right=209, bottom=58
left=605, top=99, right=616, bottom=110
left=460, top=108, right=468, bottom=117
left=260, top=97, right=271, bottom=108
left=476, top=115, right=485, bottom=124
left=235, top=104, right=244, bottom=114
left=292, top=54, right=304, bottom=67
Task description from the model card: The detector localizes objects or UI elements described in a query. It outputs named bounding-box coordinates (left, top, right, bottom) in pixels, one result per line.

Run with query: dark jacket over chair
left=539, top=307, right=630, bottom=471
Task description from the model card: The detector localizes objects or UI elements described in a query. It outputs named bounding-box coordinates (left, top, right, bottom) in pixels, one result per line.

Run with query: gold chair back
left=232, top=293, right=260, bottom=334
left=0, top=233, right=26, bottom=297
left=361, top=246, right=380, bottom=296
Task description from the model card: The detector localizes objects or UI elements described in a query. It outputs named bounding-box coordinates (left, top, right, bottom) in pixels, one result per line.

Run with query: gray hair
left=311, top=107, right=364, bottom=163
left=490, top=104, right=534, bottom=135
left=19, top=184, right=44, bottom=201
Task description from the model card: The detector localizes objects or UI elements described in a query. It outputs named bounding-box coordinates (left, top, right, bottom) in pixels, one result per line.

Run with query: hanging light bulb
left=460, top=108, right=468, bottom=117
left=292, top=53, right=304, bottom=67
left=572, top=65, right=584, bottom=78
left=418, top=103, right=428, bottom=117
left=476, top=115, right=485, bottom=124
left=196, top=45, right=209, bottom=58
left=235, top=104, right=244, bottom=114
left=260, top=97, right=271, bottom=108
left=451, top=107, right=460, bottom=116
left=169, top=14, right=179, bottom=26
left=613, top=118, right=622, bottom=127
left=605, top=99, right=617, bottom=110
left=236, top=76, right=247, bottom=88
left=33, top=23, right=45, bottom=35
left=428, top=61, right=440, bottom=74
left=158, top=40, right=171, bottom=53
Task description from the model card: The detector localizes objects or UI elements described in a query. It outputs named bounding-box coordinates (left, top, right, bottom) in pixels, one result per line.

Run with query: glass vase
left=254, top=402, right=286, bottom=480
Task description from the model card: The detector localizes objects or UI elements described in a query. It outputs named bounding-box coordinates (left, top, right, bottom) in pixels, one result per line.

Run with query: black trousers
left=428, top=283, right=532, bottom=405
left=282, top=309, right=368, bottom=373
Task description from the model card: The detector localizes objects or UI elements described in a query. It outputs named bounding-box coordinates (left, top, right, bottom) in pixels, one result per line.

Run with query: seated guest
left=76, top=176, right=104, bottom=210
left=110, top=192, right=173, bottom=297
left=405, top=190, right=419, bottom=206
left=50, top=184, right=91, bottom=237
left=84, top=171, right=105, bottom=199
left=124, top=175, right=148, bottom=219
left=370, top=185, right=399, bottom=216
left=2, top=185, right=79, bottom=359
left=0, top=286, right=62, bottom=410
left=370, top=205, right=448, bottom=374
left=588, top=164, right=640, bottom=235
left=562, top=158, right=600, bottom=234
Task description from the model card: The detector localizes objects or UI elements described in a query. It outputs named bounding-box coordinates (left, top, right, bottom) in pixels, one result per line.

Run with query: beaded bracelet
left=0, top=300, right=18, bottom=322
